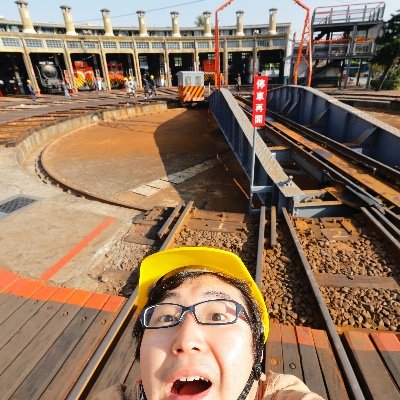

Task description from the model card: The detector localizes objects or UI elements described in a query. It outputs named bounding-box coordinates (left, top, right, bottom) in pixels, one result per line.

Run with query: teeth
left=178, top=376, right=209, bottom=382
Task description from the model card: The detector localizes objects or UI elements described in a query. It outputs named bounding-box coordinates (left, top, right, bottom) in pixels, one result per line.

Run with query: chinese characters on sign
left=251, top=76, right=268, bottom=127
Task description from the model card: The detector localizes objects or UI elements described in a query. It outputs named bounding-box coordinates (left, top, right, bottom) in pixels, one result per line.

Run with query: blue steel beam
left=209, top=88, right=304, bottom=212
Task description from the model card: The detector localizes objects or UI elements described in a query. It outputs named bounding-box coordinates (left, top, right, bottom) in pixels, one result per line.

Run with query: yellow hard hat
left=124, top=77, right=128, bottom=81
left=137, top=247, right=269, bottom=341
left=150, top=75, right=154, bottom=79
left=27, top=80, right=31, bottom=83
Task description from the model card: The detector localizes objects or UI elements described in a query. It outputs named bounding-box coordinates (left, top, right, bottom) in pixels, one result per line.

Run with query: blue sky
left=0, top=0, right=398, bottom=35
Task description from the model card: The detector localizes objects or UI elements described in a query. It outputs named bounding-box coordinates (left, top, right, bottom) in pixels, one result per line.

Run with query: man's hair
left=132, top=270, right=265, bottom=367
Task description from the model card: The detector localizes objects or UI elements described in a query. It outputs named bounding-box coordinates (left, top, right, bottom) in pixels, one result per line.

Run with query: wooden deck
left=1, top=267, right=399, bottom=399
left=0, top=268, right=125, bottom=400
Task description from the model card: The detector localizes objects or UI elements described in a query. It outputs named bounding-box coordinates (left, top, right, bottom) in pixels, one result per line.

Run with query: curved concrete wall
left=16, top=102, right=178, bottom=166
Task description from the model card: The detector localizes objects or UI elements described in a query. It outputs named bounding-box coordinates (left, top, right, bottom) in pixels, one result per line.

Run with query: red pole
left=214, top=0, right=234, bottom=90
left=293, top=0, right=313, bottom=86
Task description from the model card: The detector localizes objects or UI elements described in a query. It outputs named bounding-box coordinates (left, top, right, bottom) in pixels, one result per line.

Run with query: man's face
left=140, top=275, right=257, bottom=400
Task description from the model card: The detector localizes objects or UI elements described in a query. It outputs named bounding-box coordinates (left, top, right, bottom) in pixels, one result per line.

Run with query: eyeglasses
left=140, top=299, right=251, bottom=329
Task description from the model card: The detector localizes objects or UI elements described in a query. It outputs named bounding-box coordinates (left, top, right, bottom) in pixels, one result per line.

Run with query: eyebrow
left=161, top=290, right=233, bottom=302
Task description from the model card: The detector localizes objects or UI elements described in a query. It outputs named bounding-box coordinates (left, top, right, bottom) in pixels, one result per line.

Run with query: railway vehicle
left=73, top=61, right=95, bottom=91
left=35, top=61, right=64, bottom=94
left=108, top=61, right=125, bottom=89
left=177, top=71, right=205, bottom=104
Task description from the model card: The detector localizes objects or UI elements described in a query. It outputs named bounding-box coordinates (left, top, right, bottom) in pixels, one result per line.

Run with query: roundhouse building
left=0, top=1, right=291, bottom=95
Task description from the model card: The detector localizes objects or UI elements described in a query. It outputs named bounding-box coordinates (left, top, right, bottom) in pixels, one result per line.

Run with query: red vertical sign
left=251, top=76, right=268, bottom=127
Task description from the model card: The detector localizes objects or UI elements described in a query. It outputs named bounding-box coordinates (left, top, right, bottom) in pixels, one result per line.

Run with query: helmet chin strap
left=236, top=362, right=262, bottom=400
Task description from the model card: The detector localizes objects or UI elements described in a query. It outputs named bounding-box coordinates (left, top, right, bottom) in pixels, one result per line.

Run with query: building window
left=151, top=42, right=164, bottom=49
left=103, top=41, right=117, bottom=49
left=46, top=39, right=63, bottom=48
left=25, top=39, right=43, bottom=48
left=167, top=42, right=180, bottom=49
left=136, top=42, right=150, bottom=49
left=182, top=41, right=194, bottom=49
left=272, top=39, right=285, bottom=46
left=227, top=40, right=239, bottom=48
left=84, top=41, right=99, bottom=49
left=228, top=53, right=233, bottom=61
left=242, top=40, right=254, bottom=47
left=119, top=41, right=133, bottom=49
left=174, top=56, right=183, bottom=66
left=1, top=37, right=21, bottom=47
left=67, top=41, right=81, bottom=49
left=197, top=41, right=209, bottom=49
left=257, top=40, right=268, bottom=47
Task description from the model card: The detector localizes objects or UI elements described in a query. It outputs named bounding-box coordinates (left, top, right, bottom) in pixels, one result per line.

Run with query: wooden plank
left=123, top=233, right=154, bottom=245
left=311, top=329, right=349, bottom=400
left=193, top=210, right=248, bottom=223
left=187, top=218, right=247, bottom=233
left=0, top=279, right=43, bottom=324
left=11, top=294, right=109, bottom=399
left=296, top=326, right=328, bottom=399
left=370, top=332, right=400, bottom=390
left=0, top=287, right=75, bottom=374
left=86, top=312, right=138, bottom=399
left=265, top=322, right=284, bottom=374
left=343, top=331, right=400, bottom=399
left=314, top=272, right=399, bottom=290
left=280, top=324, right=303, bottom=381
left=40, top=296, right=124, bottom=399
left=0, top=290, right=91, bottom=399
left=0, top=286, right=58, bottom=349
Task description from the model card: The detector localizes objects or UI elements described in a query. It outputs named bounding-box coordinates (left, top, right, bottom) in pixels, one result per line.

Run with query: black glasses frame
left=140, top=298, right=250, bottom=329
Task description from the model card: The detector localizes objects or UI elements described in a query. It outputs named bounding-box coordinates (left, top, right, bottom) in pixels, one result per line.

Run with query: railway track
left=64, top=192, right=398, bottom=399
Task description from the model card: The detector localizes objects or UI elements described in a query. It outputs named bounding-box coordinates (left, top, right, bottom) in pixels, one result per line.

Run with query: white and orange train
left=177, top=71, right=205, bottom=104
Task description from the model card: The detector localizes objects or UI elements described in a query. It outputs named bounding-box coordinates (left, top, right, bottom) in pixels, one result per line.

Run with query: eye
left=158, top=314, right=177, bottom=323
left=209, top=312, right=228, bottom=321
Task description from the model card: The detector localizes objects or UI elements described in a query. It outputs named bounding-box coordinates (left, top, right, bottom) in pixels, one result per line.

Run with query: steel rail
left=255, top=206, right=266, bottom=289
left=270, top=206, right=277, bottom=247
left=160, top=201, right=194, bottom=250
left=382, top=206, right=400, bottom=225
left=361, top=207, right=400, bottom=253
left=369, top=207, right=400, bottom=239
left=281, top=208, right=366, bottom=400
left=157, top=202, right=184, bottom=238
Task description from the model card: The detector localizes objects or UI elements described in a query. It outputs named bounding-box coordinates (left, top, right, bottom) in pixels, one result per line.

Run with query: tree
left=372, top=10, right=400, bottom=91
left=194, top=15, right=206, bottom=27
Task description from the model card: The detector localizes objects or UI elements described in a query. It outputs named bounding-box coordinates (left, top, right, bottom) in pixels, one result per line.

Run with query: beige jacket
left=93, top=371, right=325, bottom=400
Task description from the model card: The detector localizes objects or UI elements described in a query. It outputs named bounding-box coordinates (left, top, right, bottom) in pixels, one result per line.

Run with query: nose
left=171, top=312, right=206, bottom=354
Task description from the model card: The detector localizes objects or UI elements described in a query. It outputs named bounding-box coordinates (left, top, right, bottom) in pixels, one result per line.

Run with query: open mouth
left=171, top=376, right=212, bottom=396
